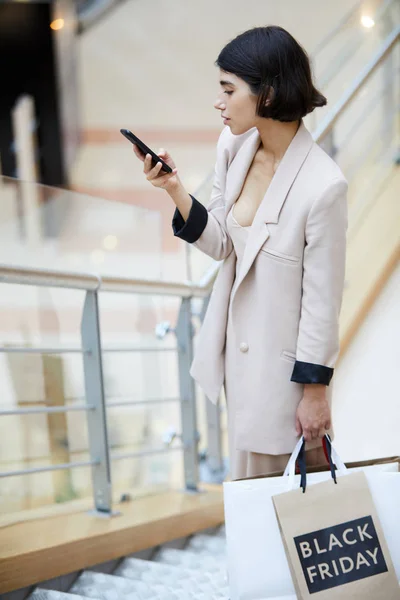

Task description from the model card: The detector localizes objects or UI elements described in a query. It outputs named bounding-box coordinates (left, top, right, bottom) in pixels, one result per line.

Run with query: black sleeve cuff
left=290, top=360, right=334, bottom=386
left=172, top=194, right=208, bottom=243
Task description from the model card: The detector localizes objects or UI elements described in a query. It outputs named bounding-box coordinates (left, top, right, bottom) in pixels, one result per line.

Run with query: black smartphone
left=120, top=129, right=173, bottom=173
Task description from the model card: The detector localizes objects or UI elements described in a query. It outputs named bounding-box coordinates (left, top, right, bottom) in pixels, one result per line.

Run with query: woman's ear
left=264, top=86, right=275, bottom=107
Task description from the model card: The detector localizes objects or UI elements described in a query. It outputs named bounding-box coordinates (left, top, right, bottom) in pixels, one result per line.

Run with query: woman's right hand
left=132, top=144, right=180, bottom=192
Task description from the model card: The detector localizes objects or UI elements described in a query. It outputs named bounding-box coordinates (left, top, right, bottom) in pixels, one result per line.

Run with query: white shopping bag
left=223, top=437, right=400, bottom=600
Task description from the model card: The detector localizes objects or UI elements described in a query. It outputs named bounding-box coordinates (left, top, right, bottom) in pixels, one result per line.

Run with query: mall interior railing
left=0, top=262, right=220, bottom=516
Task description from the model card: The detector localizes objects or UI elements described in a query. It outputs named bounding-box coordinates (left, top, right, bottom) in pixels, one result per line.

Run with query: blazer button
left=239, top=342, right=249, bottom=353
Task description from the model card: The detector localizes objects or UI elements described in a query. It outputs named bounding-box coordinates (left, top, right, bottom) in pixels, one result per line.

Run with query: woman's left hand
left=295, top=384, right=331, bottom=442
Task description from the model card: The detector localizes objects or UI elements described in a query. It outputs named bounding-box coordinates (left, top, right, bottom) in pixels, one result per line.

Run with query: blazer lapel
left=228, top=120, right=314, bottom=306
left=224, top=129, right=262, bottom=218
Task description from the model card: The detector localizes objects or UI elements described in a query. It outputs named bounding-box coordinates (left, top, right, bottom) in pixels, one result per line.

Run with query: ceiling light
left=361, top=15, right=375, bottom=28
left=50, top=19, right=65, bottom=31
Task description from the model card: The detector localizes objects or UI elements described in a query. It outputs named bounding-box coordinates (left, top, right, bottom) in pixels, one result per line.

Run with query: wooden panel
left=0, top=484, right=224, bottom=594
left=339, top=167, right=400, bottom=357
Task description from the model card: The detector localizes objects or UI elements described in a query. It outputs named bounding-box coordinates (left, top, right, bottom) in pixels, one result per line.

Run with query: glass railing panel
left=0, top=463, right=93, bottom=515
left=112, top=453, right=184, bottom=502
left=98, top=291, right=185, bottom=497
left=305, top=0, right=400, bottom=132
left=0, top=173, right=211, bottom=512
left=329, top=49, right=399, bottom=228
left=0, top=175, right=178, bottom=281
left=0, top=282, right=91, bottom=512
left=318, top=33, right=400, bottom=342
left=0, top=282, right=189, bottom=513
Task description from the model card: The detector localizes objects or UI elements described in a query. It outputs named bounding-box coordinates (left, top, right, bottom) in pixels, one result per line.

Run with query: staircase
left=27, top=526, right=230, bottom=600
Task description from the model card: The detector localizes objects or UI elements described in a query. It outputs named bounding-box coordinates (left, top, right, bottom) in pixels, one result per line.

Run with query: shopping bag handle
left=283, top=434, right=347, bottom=492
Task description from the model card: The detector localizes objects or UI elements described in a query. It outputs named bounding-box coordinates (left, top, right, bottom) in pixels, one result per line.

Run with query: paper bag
left=272, top=470, right=400, bottom=599
left=223, top=434, right=400, bottom=599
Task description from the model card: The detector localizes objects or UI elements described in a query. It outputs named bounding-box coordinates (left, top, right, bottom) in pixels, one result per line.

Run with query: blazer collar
left=226, top=121, right=314, bottom=309
left=224, top=120, right=314, bottom=225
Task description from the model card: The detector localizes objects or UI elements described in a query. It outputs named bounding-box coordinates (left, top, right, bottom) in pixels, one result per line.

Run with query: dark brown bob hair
left=215, top=25, right=327, bottom=122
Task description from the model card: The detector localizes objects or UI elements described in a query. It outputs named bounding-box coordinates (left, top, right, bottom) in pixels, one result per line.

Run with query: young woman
left=131, top=26, right=348, bottom=481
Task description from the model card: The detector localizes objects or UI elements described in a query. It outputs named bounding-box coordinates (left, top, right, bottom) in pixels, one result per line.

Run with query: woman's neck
left=256, top=119, right=301, bottom=167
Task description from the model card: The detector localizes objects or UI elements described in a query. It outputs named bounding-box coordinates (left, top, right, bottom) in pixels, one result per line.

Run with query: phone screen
left=120, top=129, right=173, bottom=173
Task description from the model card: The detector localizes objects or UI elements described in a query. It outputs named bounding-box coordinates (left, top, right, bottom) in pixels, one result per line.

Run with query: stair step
left=186, top=533, right=227, bottom=555
left=115, top=556, right=228, bottom=593
left=69, top=567, right=228, bottom=599
left=27, top=530, right=229, bottom=600
left=152, top=547, right=227, bottom=573
left=29, top=590, right=99, bottom=600
left=70, top=570, right=159, bottom=598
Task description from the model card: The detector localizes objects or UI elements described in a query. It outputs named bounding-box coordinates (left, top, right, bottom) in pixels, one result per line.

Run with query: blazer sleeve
left=171, top=126, right=234, bottom=261
left=291, top=177, right=348, bottom=386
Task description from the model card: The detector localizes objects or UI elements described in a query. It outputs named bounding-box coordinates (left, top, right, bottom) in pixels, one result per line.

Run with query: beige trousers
left=227, top=438, right=327, bottom=481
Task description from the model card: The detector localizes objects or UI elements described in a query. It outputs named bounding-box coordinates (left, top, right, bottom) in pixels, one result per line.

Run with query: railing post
left=382, top=24, right=395, bottom=151
left=81, top=289, right=116, bottom=516
left=175, top=297, right=199, bottom=491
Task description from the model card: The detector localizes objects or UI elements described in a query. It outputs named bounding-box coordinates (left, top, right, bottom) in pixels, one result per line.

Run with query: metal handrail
left=311, top=0, right=365, bottom=56
left=107, top=398, right=182, bottom=407
left=0, top=345, right=177, bottom=354
left=0, top=445, right=185, bottom=478
left=0, top=404, right=95, bottom=416
left=0, top=398, right=182, bottom=415
left=111, top=445, right=185, bottom=461
left=314, top=0, right=397, bottom=90
left=102, top=346, right=177, bottom=353
left=0, top=264, right=100, bottom=290
left=0, top=259, right=220, bottom=298
left=1, top=459, right=99, bottom=479
left=0, top=346, right=86, bottom=354
left=100, top=268, right=219, bottom=297
left=313, top=25, right=400, bottom=143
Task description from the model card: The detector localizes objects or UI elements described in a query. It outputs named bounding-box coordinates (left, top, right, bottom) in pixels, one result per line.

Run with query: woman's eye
left=224, top=91, right=233, bottom=95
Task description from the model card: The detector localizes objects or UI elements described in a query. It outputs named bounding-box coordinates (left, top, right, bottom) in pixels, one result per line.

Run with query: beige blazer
left=172, top=121, right=348, bottom=455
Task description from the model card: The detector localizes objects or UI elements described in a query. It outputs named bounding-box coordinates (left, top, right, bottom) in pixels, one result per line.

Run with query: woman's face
left=214, top=70, right=259, bottom=135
